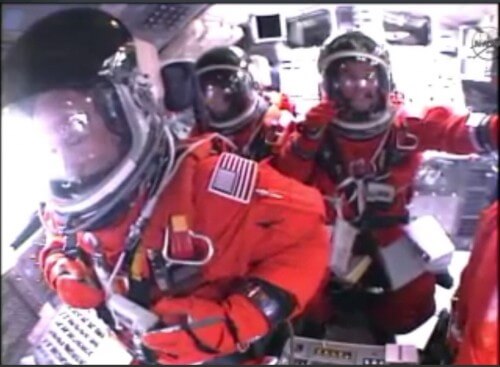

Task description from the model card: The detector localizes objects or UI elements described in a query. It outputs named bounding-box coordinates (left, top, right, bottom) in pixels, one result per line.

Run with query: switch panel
left=33, top=306, right=109, bottom=365
left=279, top=336, right=419, bottom=365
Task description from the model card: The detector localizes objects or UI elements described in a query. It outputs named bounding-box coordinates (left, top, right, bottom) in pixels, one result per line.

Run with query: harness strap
left=62, top=232, right=80, bottom=259
left=318, top=126, right=411, bottom=221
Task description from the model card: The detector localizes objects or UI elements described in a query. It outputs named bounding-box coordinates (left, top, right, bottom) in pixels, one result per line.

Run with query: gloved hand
left=142, top=295, right=269, bottom=365
left=42, top=251, right=105, bottom=309
left=298, top=101, right=336, bottom=140
left=288, top=101, right=336, bottom=161
left=278, top=93, right=297, bottom=115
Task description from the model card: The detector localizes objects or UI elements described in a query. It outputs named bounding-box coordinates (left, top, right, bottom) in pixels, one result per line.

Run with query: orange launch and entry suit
left=40, top=136, right=330, bottom=365
left=231, top=100, right=295, bottom=160
left=192, top=97, right=296, bottom=161
left=450, top=201, right=498, bottom=365
left=273, top=103, right=498, bottom=335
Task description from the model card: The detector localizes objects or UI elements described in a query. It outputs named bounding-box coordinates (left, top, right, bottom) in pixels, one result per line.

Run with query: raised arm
left=402, top=106, right=497, bottom=154
left=271, top=101, right=336, bottom=183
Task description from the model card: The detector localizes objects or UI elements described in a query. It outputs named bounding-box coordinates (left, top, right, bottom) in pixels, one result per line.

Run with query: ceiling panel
left=1, top=3, right=208, bottom=57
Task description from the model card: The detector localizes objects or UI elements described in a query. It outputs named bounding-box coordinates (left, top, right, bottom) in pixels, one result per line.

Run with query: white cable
left=335, top=127, right=393, bottom=220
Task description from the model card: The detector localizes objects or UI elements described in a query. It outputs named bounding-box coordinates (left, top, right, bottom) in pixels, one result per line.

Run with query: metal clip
left=396, top=131, right=419, bottom=151
left=162, top=228, right=215, bottom=267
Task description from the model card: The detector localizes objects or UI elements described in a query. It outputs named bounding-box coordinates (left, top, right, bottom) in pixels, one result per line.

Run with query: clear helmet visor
left=161, top=60, right=197, bottom=113
left=323, top=56, right=391, bottom=124
left=5, top=85, right=133, bottom=205
left=197, top=66, right=255, bottom=124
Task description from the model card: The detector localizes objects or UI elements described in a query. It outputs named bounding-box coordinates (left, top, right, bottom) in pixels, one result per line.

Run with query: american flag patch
left=208, top=153, right=258, bottom=204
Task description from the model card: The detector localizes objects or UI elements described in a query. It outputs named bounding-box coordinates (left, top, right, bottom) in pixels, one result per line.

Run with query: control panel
left=279, top=336, right=419, bottom=365
left=33, top=306, right=109, bottom=365
left=410, top=152, right=497, bottom=250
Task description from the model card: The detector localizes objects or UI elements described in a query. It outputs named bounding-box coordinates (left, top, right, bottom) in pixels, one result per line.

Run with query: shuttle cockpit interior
left=1, top=3, right=498, bottom=365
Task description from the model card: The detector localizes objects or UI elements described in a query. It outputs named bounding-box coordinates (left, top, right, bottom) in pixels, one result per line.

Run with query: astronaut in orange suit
left=449, top=200, right=498, bottom=365
left=2, top=8, right=329, bottom=365
left=192, top=46, right=296, bottom=161
left=272, top=31, right=498, bottom=338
